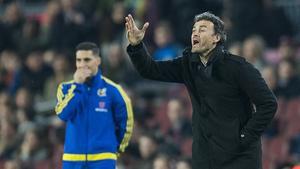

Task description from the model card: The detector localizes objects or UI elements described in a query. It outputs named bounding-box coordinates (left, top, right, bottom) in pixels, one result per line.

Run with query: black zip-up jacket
left=127, top=43, right=277, bottom=169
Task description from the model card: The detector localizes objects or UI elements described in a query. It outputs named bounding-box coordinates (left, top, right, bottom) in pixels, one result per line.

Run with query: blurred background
left=0, top=0, right=300, bottom=169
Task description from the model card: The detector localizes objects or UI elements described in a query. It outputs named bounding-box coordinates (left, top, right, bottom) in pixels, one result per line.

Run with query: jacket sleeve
left=111, top=84, right=134, bottom=153
left=55, top=82, right=85, bottom=121
left=127, top=42, right=184, bottom=83
left=237, top=62, right=277, bottom=146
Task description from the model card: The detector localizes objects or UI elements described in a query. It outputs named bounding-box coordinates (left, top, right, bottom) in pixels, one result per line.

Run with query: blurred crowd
left=0, top=0, right=300, bottom=169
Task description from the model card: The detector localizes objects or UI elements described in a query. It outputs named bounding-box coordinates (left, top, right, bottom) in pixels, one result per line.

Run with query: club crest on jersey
left=97, top=88, right=107, bottom=97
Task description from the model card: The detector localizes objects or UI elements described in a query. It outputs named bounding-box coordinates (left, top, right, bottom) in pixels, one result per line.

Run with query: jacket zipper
left=86, top=86, right=91, bottom=167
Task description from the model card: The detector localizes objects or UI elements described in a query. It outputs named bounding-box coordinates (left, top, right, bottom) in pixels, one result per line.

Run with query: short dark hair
left=194, top=11, right=227, bottom=45
left=76, top=42, right=100, bottom=57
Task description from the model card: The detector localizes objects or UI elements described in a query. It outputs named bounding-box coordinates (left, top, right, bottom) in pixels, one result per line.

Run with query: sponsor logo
left=95, top=101, right=108, bottom=112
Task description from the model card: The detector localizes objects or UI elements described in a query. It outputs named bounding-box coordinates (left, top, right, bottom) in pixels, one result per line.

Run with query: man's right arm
left=55, top=82, right=85, bottom=121
left=127, top=42, right=184, bottom=83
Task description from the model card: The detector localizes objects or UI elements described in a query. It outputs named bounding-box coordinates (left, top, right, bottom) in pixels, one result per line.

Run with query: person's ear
left=214, top=34, right=221, bottom=43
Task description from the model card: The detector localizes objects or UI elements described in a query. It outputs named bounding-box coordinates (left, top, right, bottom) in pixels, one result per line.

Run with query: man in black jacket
left=125, top=12, right=277, bottom=169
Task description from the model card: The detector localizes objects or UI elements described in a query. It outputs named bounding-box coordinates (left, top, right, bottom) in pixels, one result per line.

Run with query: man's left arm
left=111, top=85, right=134, bottom=154
left=238, top=62, right=278, bottom=146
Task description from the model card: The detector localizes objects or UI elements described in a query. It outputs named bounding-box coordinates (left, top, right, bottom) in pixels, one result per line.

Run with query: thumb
left=142, top=22, right=149, bottom=32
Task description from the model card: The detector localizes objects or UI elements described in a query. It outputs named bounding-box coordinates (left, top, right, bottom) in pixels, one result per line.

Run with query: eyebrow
left=76, top=58, right=92, bottom=61
left=193, top=25, right=207, bottom=29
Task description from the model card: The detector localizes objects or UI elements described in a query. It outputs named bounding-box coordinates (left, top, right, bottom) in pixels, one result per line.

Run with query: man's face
left=76, top=50, right=100, bottom=76
left=191, top=20, right=220, bottom=54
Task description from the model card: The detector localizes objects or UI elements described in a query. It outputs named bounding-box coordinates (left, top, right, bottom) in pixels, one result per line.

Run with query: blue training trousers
left=62, top=160, right=116, bottom=169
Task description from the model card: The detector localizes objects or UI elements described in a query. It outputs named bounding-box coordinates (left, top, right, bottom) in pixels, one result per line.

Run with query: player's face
left=76, top=50, right=100, bottom=76
left=191, top=20, right=220, bottom=54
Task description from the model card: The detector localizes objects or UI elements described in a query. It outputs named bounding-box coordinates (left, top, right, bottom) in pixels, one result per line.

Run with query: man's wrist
left=128, top=42, right=143, bottom=49
left=130, top=41, right=142, bottom=46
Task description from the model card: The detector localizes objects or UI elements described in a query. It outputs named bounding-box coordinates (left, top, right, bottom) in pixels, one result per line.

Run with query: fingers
left=74, top=68, right=92, bottom=83
left=126, top=14, right=139, bottom=30
left=77, top=68, right=92, bottom=76
left=128, top=14, right=136, bottom=29
left=125, top=14, right=133, bottom=31
left=125, top=14, right=149, bottom=32
left=125, top=16, right=131, bottom=39
left=82, top=68, right=92, bottom=76
left=125, top=22, right=129, bottom=31
left=142, top=22, right=149, bottom=32
left=125, top=16, right=131, bottom=31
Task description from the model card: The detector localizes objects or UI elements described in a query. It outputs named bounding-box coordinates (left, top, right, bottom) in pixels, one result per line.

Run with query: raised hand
left=125, top=14, right=149, bottom=46
left=73, top=68, right=92, bottom=83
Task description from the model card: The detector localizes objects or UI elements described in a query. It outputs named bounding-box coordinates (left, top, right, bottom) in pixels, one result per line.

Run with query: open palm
left=125, top=14, right=149, bottom=46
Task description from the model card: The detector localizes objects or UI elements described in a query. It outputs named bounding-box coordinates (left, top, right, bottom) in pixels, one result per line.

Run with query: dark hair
left=76, top=42, right=100, bottom=57
left=140, top=131, right=160, bottom=144
left=194, top=11, right=227, bottom=45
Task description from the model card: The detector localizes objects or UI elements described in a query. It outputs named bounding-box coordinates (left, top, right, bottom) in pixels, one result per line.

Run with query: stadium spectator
left=153, top=21, right=182, bottom=61
left=153, top=154, right=170, bottom=169
left=276, top=59, right=300, bottom=99
left=165, top=98, right=192, bottom=145
left=242, top=35, right=266, bottom=71
left=175, top=157, right=192, bottom=169
left=134, top=133, right=158, bottom=169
